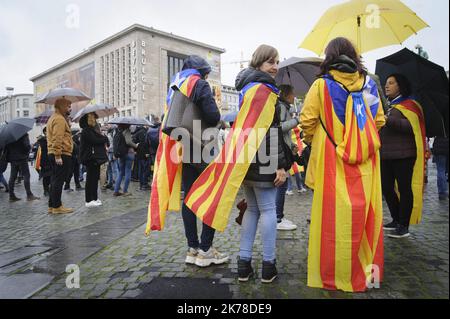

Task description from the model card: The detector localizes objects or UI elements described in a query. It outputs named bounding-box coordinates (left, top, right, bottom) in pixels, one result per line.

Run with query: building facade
left=0, top=93, right=35, bottom=124
left=31, top=24, right=225, bottom=120
left=221, top=85, right=240, bottom=113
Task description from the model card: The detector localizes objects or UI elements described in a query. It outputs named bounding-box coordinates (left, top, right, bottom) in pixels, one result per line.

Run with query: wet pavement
left=0, top=163, right=448, bottom=299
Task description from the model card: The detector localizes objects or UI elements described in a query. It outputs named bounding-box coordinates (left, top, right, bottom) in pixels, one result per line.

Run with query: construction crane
left=223, top=51, right=250, bottom=70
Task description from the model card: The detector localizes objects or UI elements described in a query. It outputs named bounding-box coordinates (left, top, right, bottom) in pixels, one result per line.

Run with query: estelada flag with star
left=306, top=74, right=384, bottom=292
left=185, top=82, right=279, bottom=232
left=145, top=69, right=201, bottom=234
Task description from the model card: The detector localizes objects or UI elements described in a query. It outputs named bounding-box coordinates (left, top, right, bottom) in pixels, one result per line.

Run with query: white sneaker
left=85, top=201, right=101, bottom=208
left=285, top=190, right=294, bottom=196
left=185, top=248, right=199, bottom=265
left=95, top=199, right=103, bottom=206
left=298, top=188, right=307, bottom=194
left=282, top=218, right=295, bottom=225
left=277, top=219, right=298, bottom=231
left=195, top=247, right=229, bottom=267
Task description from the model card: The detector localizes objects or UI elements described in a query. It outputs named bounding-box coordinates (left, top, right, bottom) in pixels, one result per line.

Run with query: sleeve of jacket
left=84, top=129, right=108, bottom=145
left=300, top=80, right=322, bottom=145
left=192, top=80, right=221, bottom=127
left=50, top=117, right=66, bottom=158
left=386, top=109, right=413, bottom=134
left=281, top=118, right=300, bottom=133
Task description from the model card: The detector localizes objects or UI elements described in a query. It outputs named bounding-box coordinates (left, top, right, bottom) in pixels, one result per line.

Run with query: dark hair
left=279, top=85, right=294, bottom=102
left=386, top=73, right=412, bottom=97
left=319, top=37, right=367, bottom=76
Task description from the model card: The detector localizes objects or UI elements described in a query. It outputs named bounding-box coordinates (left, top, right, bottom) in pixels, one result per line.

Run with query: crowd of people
left=0, top=36, right=448, bottom=294
left=0, top=100, right=162, bottom=213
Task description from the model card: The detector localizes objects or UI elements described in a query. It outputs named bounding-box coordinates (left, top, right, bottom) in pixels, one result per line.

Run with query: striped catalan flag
left=289, top=126, right=305, bottom=175
left=185, top=82, right=279, bottom=232
left=307, top=75, right=384, bottom=292
left=145, top=69, right=201, bottom=234
left=393, top=98, right=426, bottom=225
left=35, top=146, right=42, bottom=172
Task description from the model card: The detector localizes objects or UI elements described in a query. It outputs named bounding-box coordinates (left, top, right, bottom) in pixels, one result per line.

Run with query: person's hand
left=55, top=157, right=63, bottom=166
left=274, top=169, right=287, bottom=187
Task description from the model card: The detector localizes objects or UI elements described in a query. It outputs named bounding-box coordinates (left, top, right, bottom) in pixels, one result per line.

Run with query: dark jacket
left=380, top=107, right=417, bottom=160
left=181, top=57, right=221, bottom=167
left=79, top=116, right=108, bottom=166
left=134, top=127, right=151, bottom=160
left=37, top=136, right=52, bottom=177
left=6, top=134, right=31, bottom=163
left=147, top=124, right=161, bottom=156
left=235, top=68, right=289, bottom=188
left=432, top=136, right=449, bottom=156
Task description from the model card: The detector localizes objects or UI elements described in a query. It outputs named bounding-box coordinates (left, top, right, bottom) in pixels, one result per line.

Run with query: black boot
left=261, top=260, right=278, bottom=284
left=238, top=257, right=254, bottom=282
left=9, top=194, right=21, bottom=202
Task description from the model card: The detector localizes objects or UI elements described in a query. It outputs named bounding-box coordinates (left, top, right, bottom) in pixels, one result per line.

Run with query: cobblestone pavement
left=0, top=163, right=448, bottom=299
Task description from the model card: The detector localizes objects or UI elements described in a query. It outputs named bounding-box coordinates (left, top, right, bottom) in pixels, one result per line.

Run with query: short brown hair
left=319, top=37, right=367, bottom=76
left=54, top=98, right=71, bottom=108
left=279, top=85, right=294, bottom=101
left=250, top=45, right=279, bottom=69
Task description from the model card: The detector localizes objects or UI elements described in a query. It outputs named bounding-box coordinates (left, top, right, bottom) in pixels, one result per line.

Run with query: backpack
left=113, top=131, right=128, bottom=159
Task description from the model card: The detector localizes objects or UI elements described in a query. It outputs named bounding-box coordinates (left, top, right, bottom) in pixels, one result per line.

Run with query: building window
left=23, top=99, right=29, bottom=108
left=17, top=110, right=20, bottom=117
left=23, top=110, right=29, bottom=117
left=167, top=52, right=188, bottom=90
left=16, top=100, right=20, bottom=109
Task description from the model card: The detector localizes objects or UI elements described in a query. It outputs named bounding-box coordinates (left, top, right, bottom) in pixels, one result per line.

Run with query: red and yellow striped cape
left=289, top=126, right=305, bottom=175
left=185, top=82, right=279, bottom=232
left=145, top=70, right=201, bottom=234
left=393, top=99, right=426, bottom=225
left=306, top=75, right=384, bottom=292
left=35, top=146, right=42, bottom=172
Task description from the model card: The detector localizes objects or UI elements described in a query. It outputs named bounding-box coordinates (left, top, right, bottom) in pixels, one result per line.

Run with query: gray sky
left=0, top=0, right=448, bottom=95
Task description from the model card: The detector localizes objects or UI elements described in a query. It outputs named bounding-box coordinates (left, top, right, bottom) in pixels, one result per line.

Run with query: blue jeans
left=138, top=158, right=151, bottom=187
left=287, top=173, right=304, bottom=192
left=114, top=153, right=135, bottom=193
left=0, top=172, right=8, bottom=188
left=435, top=155, right=449, bottom=196
left=240, top=186, right=278, bottom=262
left=276, top=180, right=288, bottom=222
left=107, top=154, right=119, bottom=185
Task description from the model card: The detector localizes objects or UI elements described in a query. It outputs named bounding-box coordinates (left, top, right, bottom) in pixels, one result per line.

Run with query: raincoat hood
left=182, top=55, right=212, bottom=77
left=328, top=69, right=366, bottom=92
left=235, top=68, right=277, bottom=91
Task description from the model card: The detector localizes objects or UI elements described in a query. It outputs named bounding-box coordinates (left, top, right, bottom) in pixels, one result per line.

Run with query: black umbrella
left=0, top=118, right=35, bottom=149
left=275, top=57, right=323, bottom=96
left=376, top=48, right=449, bottom=137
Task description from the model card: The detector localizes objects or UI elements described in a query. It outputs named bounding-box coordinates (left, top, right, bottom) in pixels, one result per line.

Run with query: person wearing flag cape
left=301, top=37, right=386, bottom=293
left=380, top=74, right=427, bottom=239
left=185, top=45, right=290, bottom=284
left=145, top=55, right=229, bottom=268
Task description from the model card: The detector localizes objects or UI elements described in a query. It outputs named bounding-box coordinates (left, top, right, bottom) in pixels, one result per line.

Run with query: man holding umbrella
left=46, top=99, right=75, bottom=214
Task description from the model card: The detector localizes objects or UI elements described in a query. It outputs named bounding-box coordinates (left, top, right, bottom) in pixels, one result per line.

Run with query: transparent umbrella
left=72, top=104, right=118, bottom=122
left=35, top=87, right=91, bottom=105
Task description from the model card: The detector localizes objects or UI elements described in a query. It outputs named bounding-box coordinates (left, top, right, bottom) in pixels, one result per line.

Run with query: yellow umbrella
left=300, top=0, right=429, bottom=55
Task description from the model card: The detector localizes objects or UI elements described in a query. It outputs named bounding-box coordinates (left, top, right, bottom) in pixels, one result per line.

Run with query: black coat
left=79, top=117, right=108, bottom=166
left=235, top=68, right=289, bottom=187
left=134, top=127, right=151, bottom=160
left=5, top=134, right=31, bottom=163
left=37, top=136, right=52, bottom=177
left=432, top=136, right=449, bottom=156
